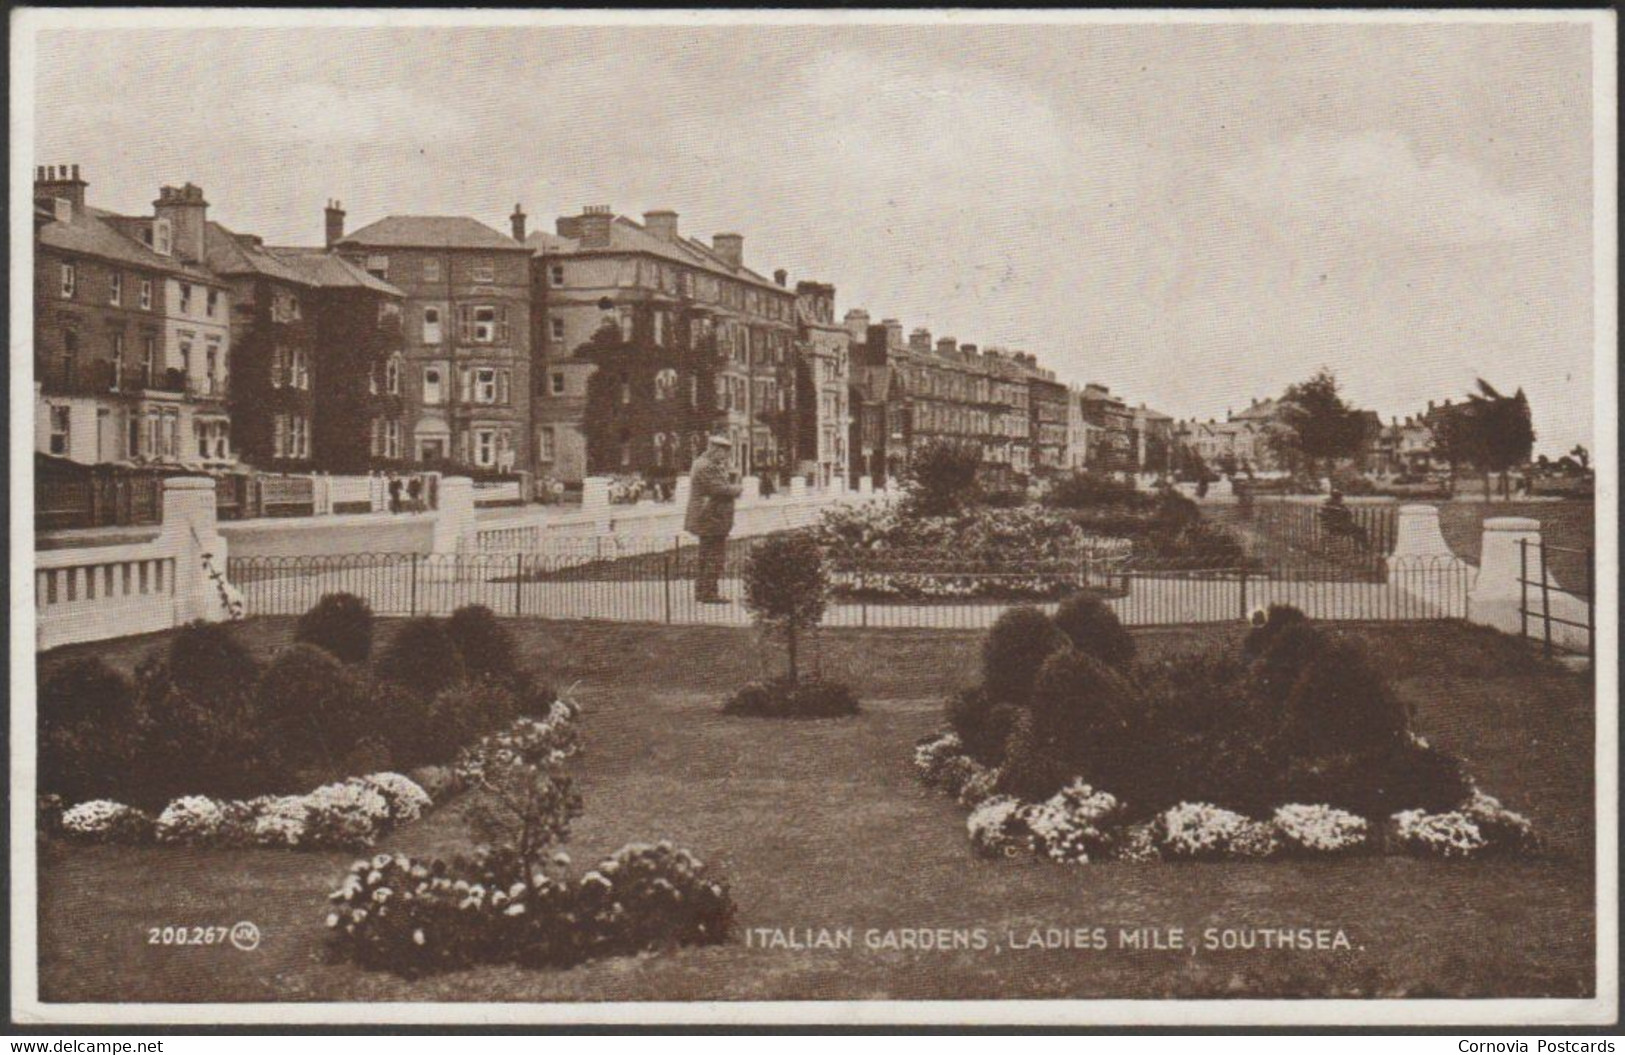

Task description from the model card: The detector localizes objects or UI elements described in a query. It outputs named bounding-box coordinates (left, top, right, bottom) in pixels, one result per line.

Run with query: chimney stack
left=909, top=328, right=933, bottom=354
left=843, top=309, right=871, bottom=343
left=578, top=205, right=614, bottom=249
left=712, top=232, right=744, bottom=268
left=643, top=210, right=679, bottom=242
left=773, top=268, right=788, bottom=287
left=936, top=337, right=958, bottom=358
left=35, top=163, right=88, bottom=212
left=154, top=182, right=209, bottom=263
left=324, top=199, right=346, bottom=248
left=510, top=203, right=527, bottom=243
left=881, top=319, right=904, bottom=350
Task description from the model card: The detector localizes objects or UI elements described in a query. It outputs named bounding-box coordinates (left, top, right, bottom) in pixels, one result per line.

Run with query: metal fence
left=227, top=543, right=1470, bottom=631
left=35, top=474, right=164, bottom=532
left=1518, top=539, right=1594, bottom=659
left=1214, top=498, right=1398, bottom=580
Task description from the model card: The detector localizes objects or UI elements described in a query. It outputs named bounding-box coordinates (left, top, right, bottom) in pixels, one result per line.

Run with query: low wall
left=219, top=511, right=437, bottom=559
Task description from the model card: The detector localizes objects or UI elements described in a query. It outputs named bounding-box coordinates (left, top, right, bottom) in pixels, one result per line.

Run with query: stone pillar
left=158, top=476, right=230, bottom=624
left=673, top=474, right=691, bottom=512
left=1391, top=504, right=1454, bottom=561
left=581, top=476, right=611, bottom=517
left=790, top=476, right=807, bottom=498
left=859, top=475, right=873, bottom=496
left=431, top=475, right=477, bottom=556
left=1473, top=516, right=1543, bottom=603
left=740, top=475, right=761, bottom=503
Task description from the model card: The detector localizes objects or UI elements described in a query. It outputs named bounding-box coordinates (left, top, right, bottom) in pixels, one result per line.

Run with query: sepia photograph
left=9, top=8, right=1616, bottom=1029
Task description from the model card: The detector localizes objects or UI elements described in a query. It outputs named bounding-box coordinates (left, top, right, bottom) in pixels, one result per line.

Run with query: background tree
left=904, top=438, right=983, bottom=517
left=1569, top=444, right=1590, bottom=473
left=1274, top=368, right=1367, bottom=479
left=741, top=534, right=829, bottom=684
left=1465, top=379, right=1535, bottom=501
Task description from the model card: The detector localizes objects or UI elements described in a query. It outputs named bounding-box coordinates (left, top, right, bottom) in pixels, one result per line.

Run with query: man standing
left=685, top=433, right=742, bottom=603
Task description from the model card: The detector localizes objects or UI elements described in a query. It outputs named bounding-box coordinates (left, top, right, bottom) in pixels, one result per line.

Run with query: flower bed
left=817, top=502, right=1130, bottom=602
left=916, top=727, right=1536, bottom=864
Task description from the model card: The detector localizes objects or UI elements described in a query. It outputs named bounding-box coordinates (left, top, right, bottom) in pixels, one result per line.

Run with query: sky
left=32, top=18, right=1600, bottom=454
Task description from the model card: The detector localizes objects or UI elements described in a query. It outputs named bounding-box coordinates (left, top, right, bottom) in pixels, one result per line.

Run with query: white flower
left=1157, top=802, right=1254, bottom=859
left=155, top=796, right=227, bottom=844
left=1273, top=804, right=1368, bottom=855
left=412, top=929, right=426, bottom=946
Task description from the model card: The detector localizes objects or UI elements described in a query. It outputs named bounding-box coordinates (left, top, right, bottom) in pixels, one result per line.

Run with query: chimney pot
left=712, top=232, right=744, bottom=268
left=578, top=206, right=614, bottom=248
left=773, top=268, right=787, bottom=287
left=510, top=203, right=528, bottom=243
left=643, top=210, right=679, bottom=243
left=324, top=198, right=347, bottom=249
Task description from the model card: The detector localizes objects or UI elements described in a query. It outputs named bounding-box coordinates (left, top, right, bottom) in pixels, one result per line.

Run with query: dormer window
left=153, top=221, right=171, bottom=256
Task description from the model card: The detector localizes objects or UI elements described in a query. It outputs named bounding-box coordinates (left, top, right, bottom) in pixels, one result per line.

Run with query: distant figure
left=387, top=475, right=403, bottom=514
left=685, top=433, right=742, bottom=604
left=407, top=475, right=423, bottom=512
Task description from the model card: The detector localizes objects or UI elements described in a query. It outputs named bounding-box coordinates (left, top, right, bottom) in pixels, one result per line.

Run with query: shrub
left=166, top=620, right=260, bottom=703
left=944, top=687, right=1020, bottom=766
left=1043, top=470, right=1142, bottom=510
left=967, top=796, right=1037, bottom=858
left=303, top=779, right=393, bottom=849
left=446, top=605, right=519, bottom=685
left=1283, top=636, right=1412, bottom=754
left=741, top=534, right=829, bottom=683
left=155, top=795, right=227, bottom=844
left=722, top=677, right=860, bottom=718
left=419, top=680, right=522, bottom=765
left=38, top=659, right=142, bottom=803
left=1024, top=780, right=1123, bottom=863
left=132, top=651, right=274, bottom=808
left=1154, top=802, right=1259, bottom=860
left=1051, top=593, right=1135, bottom=669
left=981, top=606, right=1069, bottom=707
left=1252, top=621, right=1325, bottom=702
left=579, top=842, right=736, bottom=956
left=1243, top=604, right=1310, bottom=658
left=1027, top=648, right=1141, bottom=792
left=378, top=618, right=466, bottom=699
left=295, top=593, right=375, bottom=664
left=1272, top=804, right=1369, bottom=855
left=257, top=644, right=371, bottom=770
left=1282, top=739, right=1472, bottom=819
left=995, top=708, right=1072, bottom=802
left=904, top=438, right=983, bottom=518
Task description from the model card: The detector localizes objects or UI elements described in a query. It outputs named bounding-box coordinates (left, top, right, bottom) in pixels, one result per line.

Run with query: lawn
left=35, top=618, right=1594, bottom=1002
left=1436, top=499, right=1595, bottom=593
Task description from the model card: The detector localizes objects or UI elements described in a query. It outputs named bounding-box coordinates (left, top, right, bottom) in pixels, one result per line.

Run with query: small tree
left=905, top=438, right=983, bottom=517
left=741, top=534, right=828, bottom=684
left=1465, top=379, right=1535, bottom=501
left=1274, top=369, right=1367, bottom=479
left=295, top=592, right=374, bottom=664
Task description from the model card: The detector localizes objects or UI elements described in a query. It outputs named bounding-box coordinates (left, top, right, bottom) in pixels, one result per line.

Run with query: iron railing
left=1518, top=540, right=1594, bottom=659
left=226, top=544, right=1471, bottom=631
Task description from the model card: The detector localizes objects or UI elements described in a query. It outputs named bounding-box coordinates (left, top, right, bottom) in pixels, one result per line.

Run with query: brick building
left=32, top=166, right=235, bottom=468
left=529, top=206, right=798, bottom=484
left=1021, top=356, right=1070, bottom=476
left=1078, top=383, right=1138, bottom=473
left=794, top=281, right=850, bottom=487
left=335, top=208, right=531, bottom=473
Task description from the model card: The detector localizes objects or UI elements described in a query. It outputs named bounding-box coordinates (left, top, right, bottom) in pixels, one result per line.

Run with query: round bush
left=1243, top=604, right=1310, bottom=658
left=1284, top=636, right=1412, bottom=754
left=981, top=606, right=1070, bottom=707
left=378, top=618, right=466, bottom=698
left=295, top=593, right=374, bottom=664
left=421, top=680, right=521, bottom=763
left=1051, top=593, right=1135, bottom=669
left=167, top=620, right=260, bottom=703
left=944, top=687, right=1020, bottom=766
left=995, top=708, right=1072, bottom=801
left=257, top=644, right=370, bottom=768
left=1253, top=621, right=1324, bottom=703
left=1028, top=648, right=1141, bottom=791
left=38, top=659, right=141, bottom=803
left=1284, top=741, right=1471, bottom=818
left=722, top=677, right=859, bottom=718
left=446, top=605, right=519, bottom=684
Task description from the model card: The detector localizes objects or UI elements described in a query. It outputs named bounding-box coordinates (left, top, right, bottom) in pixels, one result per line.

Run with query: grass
left=1436, top=500, right=1595, bottom=593
left=36, top=618, right=1594, bottom=1001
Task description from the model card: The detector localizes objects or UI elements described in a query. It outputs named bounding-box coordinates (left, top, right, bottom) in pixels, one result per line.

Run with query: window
left=48, top=405, right=69, bottom=455
left=180, top=284, right=192, bottom=314
left=471, top=260, right=495, bottom=284
left=475, top=367, right=498, bottom=404
left=550, top=371, right=565, bottom=395
left=655, top=368, right=679, bottom=401
left=423, top=365, right=444, bottom=405
left=423, top=307, right=442, bottom=344
left=291, top=415, right=309, bottom=458
left=127, top=416, right=140, bottom=459
left=538, top=426, right=556, bottom=462
left=139, top=278, right=153, bottom=310
left=549, top=264, right=565, bottom=286
left=166, top=410, right=180, bottom=459
left=60, top=262, right=76, bottom=299
left=474, top=429, right=497, bottom=467
left=459, top=304, right=508, bottom=344
left=154, top=222, right=171, bottom=256
left=620, top=374, right=632, bottom=405
left=550, top=317, right=565, bottom=342
left=110, top=272, right=122, bottom=306
left=197, top=422, right=210, bottom=460
left=205, top=347, right=219, bottom=394
left=423, top=258, right=441, bottom=282
left=652, top=310, right=667, bottom=347
left=206, top=289, right=219, bottom=317
left=61, top=330, right=78, bottom=379
left=110, top=331, right=125, bottom=389
left=142, top=335, right=158, bottom=384
left=386, top=355, right=401, bottom=395
left=366, top=255, right=389, bottom=280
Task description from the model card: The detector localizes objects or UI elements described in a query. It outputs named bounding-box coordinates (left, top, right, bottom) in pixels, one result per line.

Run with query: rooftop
left=37, top=204, right=219, bottom=284
left=340, top=215, right=526, bottom=251
left=526, top=212, right=789, bottom=294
